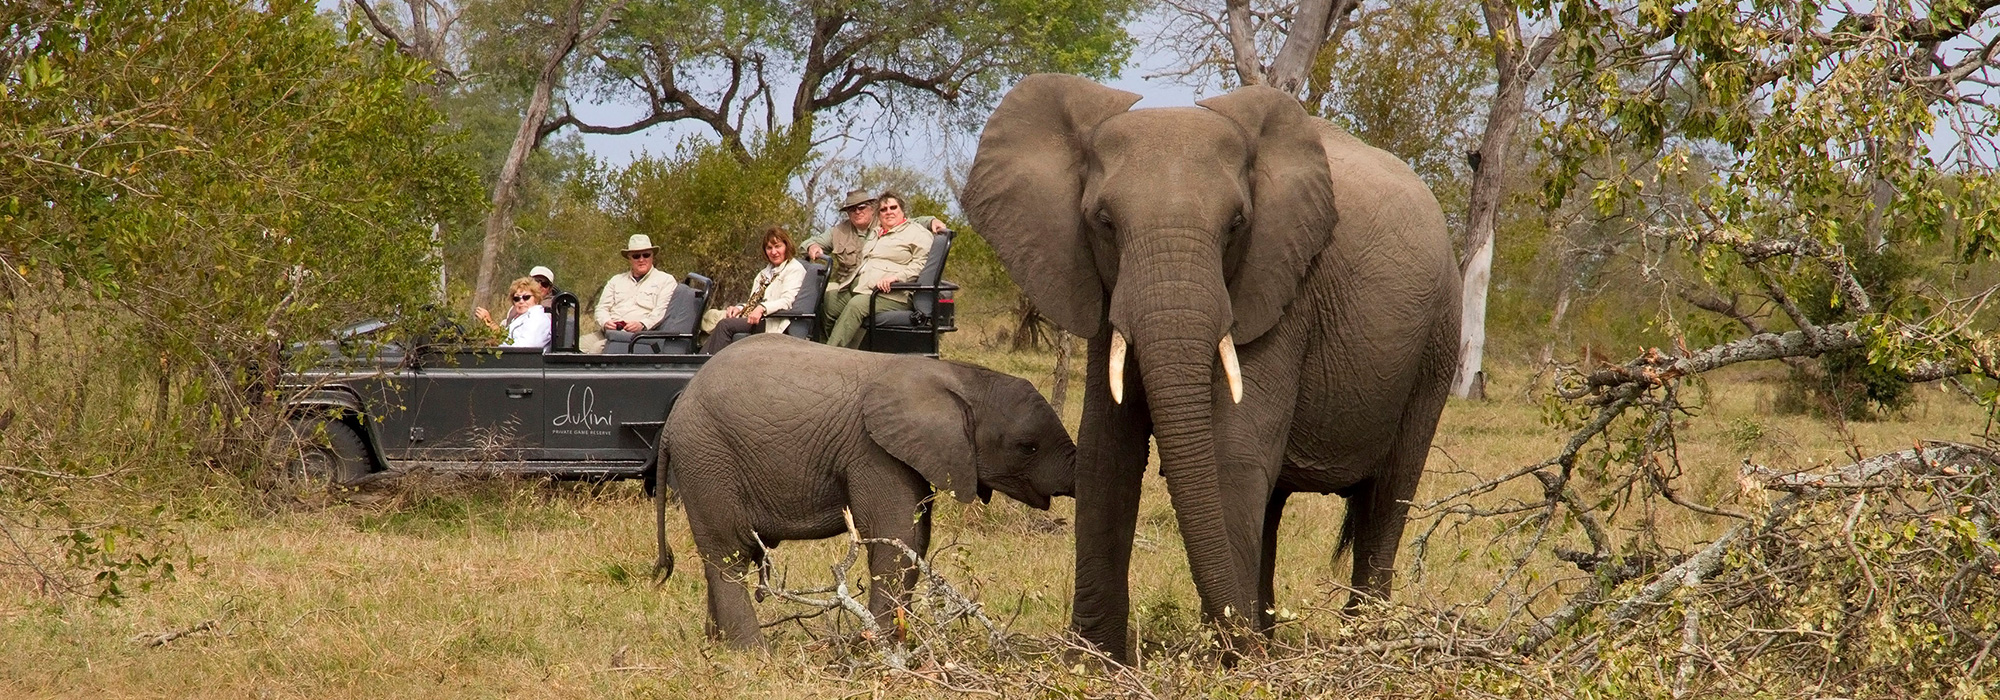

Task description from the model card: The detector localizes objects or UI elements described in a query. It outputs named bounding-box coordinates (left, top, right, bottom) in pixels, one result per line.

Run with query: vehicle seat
left=620, top=273, right=710, bottom=354
left=767, top=261, right=828, bottom=341
left=863, top=231, right=958, bottom=355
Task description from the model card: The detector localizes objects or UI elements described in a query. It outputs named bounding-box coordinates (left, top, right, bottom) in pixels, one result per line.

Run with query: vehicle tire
left=288, top=418, right=372, bottom=487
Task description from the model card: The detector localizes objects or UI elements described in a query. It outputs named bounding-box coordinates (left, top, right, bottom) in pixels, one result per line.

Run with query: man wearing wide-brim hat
left=801, top=189, right=877, bottom=280
left=591, top=234, right=676, bottom=353
left=803, top=188, right=944, bottom=292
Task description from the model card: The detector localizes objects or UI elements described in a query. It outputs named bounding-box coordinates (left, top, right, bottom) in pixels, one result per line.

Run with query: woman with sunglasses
left=475, top=277, right=552, bottom=348
left=822, top=191, right=943, bottom=348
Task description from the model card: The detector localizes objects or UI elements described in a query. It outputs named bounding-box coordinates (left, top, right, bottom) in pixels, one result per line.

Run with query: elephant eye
left=1231, top=212, right=1247, bottom=230
left=1094, top=209, right=1114, bottom=229
left=1017, top=441, right=1039, bottom=456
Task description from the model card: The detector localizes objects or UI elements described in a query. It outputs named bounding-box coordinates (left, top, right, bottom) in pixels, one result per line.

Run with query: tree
left=613, top=132, right=813, bottom=303
left=462, top=0, right=626, bottom=313
left=353, top=0, right=1137, bottom=312
left=1300, top=0, right=1490, bottom=198
left=1534, top=0, right=2000, bottom=386
left=552, top=0, right=1138, bottom=156
left=1, top=0, right=480, bottom=598
left=1154, top=0, right=1360, bottom=92
left=1450, top=0, right=1557, bottom=398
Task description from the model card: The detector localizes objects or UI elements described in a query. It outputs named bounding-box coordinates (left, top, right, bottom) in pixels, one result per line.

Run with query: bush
left=0, top=0, right=480, bottom=600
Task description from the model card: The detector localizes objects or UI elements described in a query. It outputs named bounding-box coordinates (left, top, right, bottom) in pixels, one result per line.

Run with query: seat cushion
left=871, top=310, right=920, bottom=328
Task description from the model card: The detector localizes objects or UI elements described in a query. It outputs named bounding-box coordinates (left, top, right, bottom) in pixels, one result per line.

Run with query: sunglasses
left=511, top=294, right=534, bottom=302
left=627, top=251, right=653, bottom=259
left=879, top=203, right=902, bottom=212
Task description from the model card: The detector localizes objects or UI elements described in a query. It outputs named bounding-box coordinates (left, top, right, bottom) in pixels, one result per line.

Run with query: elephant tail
left=653, top=438, right=675, bottom=583
left=1335, top=486, right=1362, bottom=561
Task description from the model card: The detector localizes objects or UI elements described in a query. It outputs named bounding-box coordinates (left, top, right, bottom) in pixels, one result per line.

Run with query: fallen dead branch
left=132, top=619, right=215, bottom=648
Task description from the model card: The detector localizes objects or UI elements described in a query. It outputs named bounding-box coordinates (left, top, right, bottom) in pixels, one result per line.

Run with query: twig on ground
left=132, top=619, right=215, bottom=648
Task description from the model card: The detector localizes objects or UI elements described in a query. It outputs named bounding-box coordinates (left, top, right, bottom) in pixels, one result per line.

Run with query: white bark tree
left=1450, top=0, right=1555, bottom=399
left=468, top=0, right=625, bottom=314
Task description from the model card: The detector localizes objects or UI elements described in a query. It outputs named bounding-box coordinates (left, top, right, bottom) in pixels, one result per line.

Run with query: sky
left=565, top=17, right=1207, bottom=176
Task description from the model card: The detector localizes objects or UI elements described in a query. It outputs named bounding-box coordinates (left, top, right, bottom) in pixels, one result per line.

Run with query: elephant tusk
left=1109, top=330, right=1128, bottom=404
left=1218, top=335, right=1242, bottom=404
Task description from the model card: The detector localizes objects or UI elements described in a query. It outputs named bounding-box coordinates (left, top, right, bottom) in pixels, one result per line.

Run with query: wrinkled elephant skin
left=962, top=74, right=1460, bottom=661
left=654, top=334, right=1077, bottom=650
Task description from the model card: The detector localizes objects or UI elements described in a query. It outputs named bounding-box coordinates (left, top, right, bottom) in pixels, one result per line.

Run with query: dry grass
left=0, top=348, right=1989, bottom=698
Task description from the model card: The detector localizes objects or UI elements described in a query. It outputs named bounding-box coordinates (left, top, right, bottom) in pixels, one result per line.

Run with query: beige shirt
left=847, top=219, right=934, bottom=303
left=593, top=268, right=676, bottom=330
left=807, top=221, right=866, bottom=283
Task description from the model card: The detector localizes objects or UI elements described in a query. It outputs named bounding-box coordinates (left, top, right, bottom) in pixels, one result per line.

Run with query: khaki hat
left=838, top=189, right=877, bottom=211
left=622, top=234, right=658, bottom=255
left=528, top=265, right=555, bottom=283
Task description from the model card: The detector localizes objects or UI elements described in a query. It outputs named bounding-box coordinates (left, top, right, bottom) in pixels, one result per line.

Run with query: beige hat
left=528, top=265, right=555, bottom=283
left=838, top=189, right=877, bottom=211
left=622, top=234, right=658, bottom=255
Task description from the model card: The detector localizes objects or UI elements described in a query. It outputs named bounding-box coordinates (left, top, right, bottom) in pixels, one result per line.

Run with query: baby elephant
left=654, top=333, right=1076, bottom=649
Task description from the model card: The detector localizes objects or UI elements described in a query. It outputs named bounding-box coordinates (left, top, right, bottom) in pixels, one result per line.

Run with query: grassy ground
left=1, top=342, right=1989, bottom=698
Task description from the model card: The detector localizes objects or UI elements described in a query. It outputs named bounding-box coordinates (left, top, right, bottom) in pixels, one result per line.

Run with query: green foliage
left=1786, top=240, right=1927, bottom=419
left=1305, top=0, right=1489, bottom=201
left=612, top=131, right=813, bottom=301
left=0, top=0, right=480, bottom=600
left=3, top=0, right=481, bottom=357
left=1533, top=0, right=2000, bottom=395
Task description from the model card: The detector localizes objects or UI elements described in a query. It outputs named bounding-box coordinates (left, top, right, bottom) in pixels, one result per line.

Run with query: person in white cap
left=593, top=234, right=676, bottom=352
left=529, top=265, right=564, bottom=310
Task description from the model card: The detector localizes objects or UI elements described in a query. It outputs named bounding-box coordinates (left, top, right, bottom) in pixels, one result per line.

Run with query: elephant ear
left=862, top=365, right=980, bottom=504
left=1197, top=85, right=1336, bottom=344
left=963, top=74, right=1142, bottom=339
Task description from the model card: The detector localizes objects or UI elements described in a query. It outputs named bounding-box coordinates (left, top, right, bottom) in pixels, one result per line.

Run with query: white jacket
left=505, top=306, right=552, bottom=348
left=741, top=258, right=806, bottom=334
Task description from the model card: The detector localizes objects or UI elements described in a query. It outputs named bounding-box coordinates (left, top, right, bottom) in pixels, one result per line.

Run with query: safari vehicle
left=279, top=232, right=959, bottom=486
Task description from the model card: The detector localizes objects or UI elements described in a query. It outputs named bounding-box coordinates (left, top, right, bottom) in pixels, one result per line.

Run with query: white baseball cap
left=529, top=265, right=555, bottom=283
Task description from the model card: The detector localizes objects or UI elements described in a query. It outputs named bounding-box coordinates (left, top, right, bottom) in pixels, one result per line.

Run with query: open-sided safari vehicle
left=279, top=239, right=959, bottom=486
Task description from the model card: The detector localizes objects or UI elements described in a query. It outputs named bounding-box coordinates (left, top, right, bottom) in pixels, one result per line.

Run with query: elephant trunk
left=1108, top=232, right=1249, bottom=630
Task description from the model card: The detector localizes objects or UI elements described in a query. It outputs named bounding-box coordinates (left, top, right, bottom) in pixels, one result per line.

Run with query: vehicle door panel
left=382, top=348, right=545, bottom=461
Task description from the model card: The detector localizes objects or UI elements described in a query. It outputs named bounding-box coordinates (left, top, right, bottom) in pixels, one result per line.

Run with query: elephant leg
left=698, top=543, right=766, bottom=650
left=1211, top=401, right=1288, bottom=649
left=861, top=504, right=930, bottom=636
left=1070, top=330, right=1154, bottom=663
left=1256, top=489, right=1290, bottom=634
left=849, top=476, right=931, bottom=636
left=1346, top=356, right=1450, bottom=601
left=1212, top=338, right=1296, bottom=640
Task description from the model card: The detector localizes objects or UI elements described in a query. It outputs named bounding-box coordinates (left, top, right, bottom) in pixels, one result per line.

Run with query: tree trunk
left=1526, top=282, right=1573, bottom=396
left=471, top=45, right=568, bottom=311
left=470, top=0, right=617, bottom=312
left=1454, top=233, right=1493, bottom=399
left=1225, top=0, right=1361, bottom=93
left=1451, top=1, right=1556, bottom=399
left=1224, top=0, right=1265, bottom=85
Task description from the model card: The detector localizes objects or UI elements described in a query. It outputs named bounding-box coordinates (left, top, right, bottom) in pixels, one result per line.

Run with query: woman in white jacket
left=476, top=277, right=552, bottom=348
left=702, top=228, right=806, bottom=354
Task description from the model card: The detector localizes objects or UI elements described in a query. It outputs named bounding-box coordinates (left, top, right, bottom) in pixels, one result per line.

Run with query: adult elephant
left=962, top=74, right=1460, bottom=661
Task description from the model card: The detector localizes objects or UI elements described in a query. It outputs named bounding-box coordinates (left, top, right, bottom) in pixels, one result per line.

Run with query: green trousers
left=823, top=288, right=910, bottom=349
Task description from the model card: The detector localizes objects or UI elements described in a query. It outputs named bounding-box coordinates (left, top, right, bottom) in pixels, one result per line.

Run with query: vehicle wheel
left=287, top=418, right=372, bottom=486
